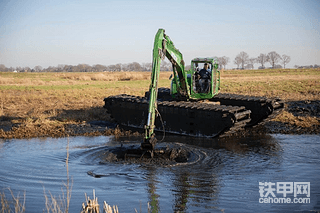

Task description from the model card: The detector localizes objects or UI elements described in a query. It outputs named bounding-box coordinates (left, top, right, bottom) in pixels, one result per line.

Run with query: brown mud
left=263, top=100, right=320, bottom=135
left=86, top=144, right=191, bottom=171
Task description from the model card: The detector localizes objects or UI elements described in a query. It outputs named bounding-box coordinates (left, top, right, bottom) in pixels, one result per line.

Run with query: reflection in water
left=164, top=133, right=282, bottom=155
left=144, top=133, right=282, bottom=211
left=145, top=167, right=160, bottom=213
left=172, top=170, right=219, bottom=212
left=173, top=171, right=190, bottom=212
left=0, top=134, right=319, bottom=212
left=111, top=133, right=282, bottom=212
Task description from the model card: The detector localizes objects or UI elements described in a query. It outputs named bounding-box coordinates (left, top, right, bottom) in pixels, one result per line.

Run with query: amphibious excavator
left=104, top=29, right=284, bottom=150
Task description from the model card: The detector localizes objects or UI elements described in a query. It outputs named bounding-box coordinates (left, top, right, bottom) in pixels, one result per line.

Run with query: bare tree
left=64, top=65, right=73, bottom=72
left=115, top=63, right=122, bottom=71
left=218, top=56, right=229, bottom=69
left=160, top=60, right=170, bottom=71
left=216, top=57, right=222, bottom=69
left=217, top=58, right=221, bottom=69
left=235, top=51, right=249, bottom=69
left=281, top=55, right=291, bottom=68
left=23, top=66, right=31, bottom=72
left=107, top=64, right=116, bottom=71
left=133, top=62, right=142, bottom=71
left=0, top=64, right=7, bottom=71
left=76, top=64, right=91, bottom=72
left=256, top=53, right=267, bottom=68
left=93, top=64, right=107, bottom=72
left=57, top=64, right=65, bottom=72
left=142, top=62, right=152, bottom=71
left=127, top=62, right=142, bottom=71
left=121, top=63, right=129, bottom=71
left=267, top=51, right=281, bottom=68
left=234, top=56, right=242, bottom=69
left=223, top=56, right=230, bottom=69
left=15, top=66, right=23, bottom=72
left=34, top=65, right=43, bottom=72
left=247, top=58, right=256, bottom=69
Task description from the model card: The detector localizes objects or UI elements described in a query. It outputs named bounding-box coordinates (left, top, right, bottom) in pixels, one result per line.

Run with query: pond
left=0, top=134, right=319, bottom=212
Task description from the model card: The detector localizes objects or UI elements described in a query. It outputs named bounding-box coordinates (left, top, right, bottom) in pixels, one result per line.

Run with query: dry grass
left=273, top=111, right=319, bottom=128
left=0, top=189, right=26, bottom=213
left=81, top=190, right=120, bottom=213
left=0, top=68, right=319, bottom=139
left=62, top=72, right=154, bottom=82
left=81, top=190, right=101, bottom=213
left=0, top=71, right=171, bottom=139
left=221, top=68, right=320, bottom=100
left=0, top=72, right=171, bottom=86
left=80, top=190, right=152, bottom=213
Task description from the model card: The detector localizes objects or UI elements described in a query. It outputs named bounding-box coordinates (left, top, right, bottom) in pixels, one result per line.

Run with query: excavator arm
left=141, top=29, right=190, bottom=150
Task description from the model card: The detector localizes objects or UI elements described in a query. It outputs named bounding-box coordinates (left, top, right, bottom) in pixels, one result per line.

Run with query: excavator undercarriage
left=104, top=89, right=284, bottom=138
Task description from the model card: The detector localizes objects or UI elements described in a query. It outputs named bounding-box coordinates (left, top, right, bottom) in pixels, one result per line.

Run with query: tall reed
left=0, top=188, right=26, bottom=213
left=43, top=137, right=72, bottom=213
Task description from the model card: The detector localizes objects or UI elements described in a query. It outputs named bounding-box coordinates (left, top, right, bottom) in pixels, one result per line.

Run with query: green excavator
left=104, top=29, right=284, bottom=150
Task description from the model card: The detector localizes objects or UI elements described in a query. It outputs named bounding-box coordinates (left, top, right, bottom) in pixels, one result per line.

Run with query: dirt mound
left=262, top=100, right=320, bottom=135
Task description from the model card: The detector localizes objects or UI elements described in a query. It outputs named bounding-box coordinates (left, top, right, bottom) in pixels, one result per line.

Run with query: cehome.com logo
left=259, top=182, right=310, bottom=204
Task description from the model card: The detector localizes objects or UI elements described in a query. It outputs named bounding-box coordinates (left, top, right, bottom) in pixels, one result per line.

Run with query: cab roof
left=191, top=58, right=217, bottom=63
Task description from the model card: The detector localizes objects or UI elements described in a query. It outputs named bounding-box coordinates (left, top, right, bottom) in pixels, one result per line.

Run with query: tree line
left=0, top=60, right=178, bottom=73
left=2, top=51, right=317, bottom=72
left=232, top=51, right=291, bottom=69
left=205, top=51, right=294, bottom=70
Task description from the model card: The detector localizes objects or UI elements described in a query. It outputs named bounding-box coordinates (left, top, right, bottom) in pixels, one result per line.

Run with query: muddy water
left=0, top=134, right=319, bottom=212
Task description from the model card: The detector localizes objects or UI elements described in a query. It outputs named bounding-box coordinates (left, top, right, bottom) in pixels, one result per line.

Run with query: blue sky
left=0, top=0, right=319, bottom=69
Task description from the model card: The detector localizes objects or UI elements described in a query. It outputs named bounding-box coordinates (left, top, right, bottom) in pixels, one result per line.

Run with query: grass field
left=0, top=68, right=319, bottom=139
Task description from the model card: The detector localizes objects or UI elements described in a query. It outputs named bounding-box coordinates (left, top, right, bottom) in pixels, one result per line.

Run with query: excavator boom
left=142, top=29, right=190, bottom=149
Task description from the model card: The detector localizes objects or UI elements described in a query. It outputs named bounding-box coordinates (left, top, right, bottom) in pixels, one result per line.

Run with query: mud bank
left=263, top=100, right=320, bottom=135
left=0, top=120, right=142, bottom=139
left=0, top=101, right=319, bottom=139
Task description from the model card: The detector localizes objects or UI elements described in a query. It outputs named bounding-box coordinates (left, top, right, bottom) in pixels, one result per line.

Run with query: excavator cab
left=192, top=61, right=212, bottom=94
left=170, top=57, right=220, bottom=100
left=185, top=58, right=220, bottom=99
